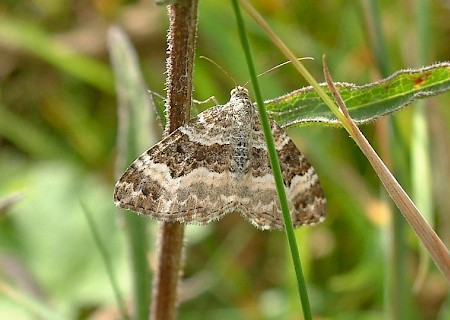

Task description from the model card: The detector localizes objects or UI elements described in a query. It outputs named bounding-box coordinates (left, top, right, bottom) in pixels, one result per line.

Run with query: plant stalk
left=150, top=1, right=199, bottom=319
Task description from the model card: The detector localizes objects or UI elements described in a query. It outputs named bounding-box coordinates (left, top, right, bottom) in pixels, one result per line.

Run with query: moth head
left=230, top=86, right=249, bottom=98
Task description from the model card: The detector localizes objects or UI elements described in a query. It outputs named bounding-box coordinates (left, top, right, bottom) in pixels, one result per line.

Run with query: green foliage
left=1, top=1, right=449, bottom=319
left=266, top=63, right=450, bottom=127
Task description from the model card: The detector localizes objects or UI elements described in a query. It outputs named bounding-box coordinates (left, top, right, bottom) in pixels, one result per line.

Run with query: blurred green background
left=1, top=0, right=449, bottom=319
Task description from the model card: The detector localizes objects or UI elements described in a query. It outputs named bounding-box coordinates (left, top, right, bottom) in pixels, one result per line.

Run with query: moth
left=114, top=86, right=325, bottom=230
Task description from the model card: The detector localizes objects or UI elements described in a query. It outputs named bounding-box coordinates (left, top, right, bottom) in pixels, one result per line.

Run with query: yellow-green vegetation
left=1, top=1, right=449, bottom=319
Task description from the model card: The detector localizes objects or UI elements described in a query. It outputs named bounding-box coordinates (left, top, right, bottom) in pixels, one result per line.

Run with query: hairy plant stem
left=150, top=1, right=198, bottom=319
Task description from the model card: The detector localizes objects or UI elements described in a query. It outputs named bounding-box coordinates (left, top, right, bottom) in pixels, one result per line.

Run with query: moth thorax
left=230, top=101, right=253, bottom=176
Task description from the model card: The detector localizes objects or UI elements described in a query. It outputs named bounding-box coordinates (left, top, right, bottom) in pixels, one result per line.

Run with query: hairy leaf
left=265, top=62, right=450, bottom=127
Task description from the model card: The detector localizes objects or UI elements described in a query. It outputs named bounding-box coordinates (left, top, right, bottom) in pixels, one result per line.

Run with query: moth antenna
left=257, top=57, right=314, bottom=78
left=199, top=56, right=237, bottom=87
left=242, top=57, right=313, bottom=87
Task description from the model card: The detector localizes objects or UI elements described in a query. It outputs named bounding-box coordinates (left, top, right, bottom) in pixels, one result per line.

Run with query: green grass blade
left=0, top=14, right=114, bottom=93
left=362, top=2, right=412, bottom=318
left=230, top=1, right=312, bottom=319
left=265, top=62, right=450, bottom=128
left=80, top=202, right=129, bottom=320
left=363, top=0, right=391, bottom=76
left=0, top=105, right=69, bottom=159
left=0, top=280, right=65, bottom=320
left=108, top=26, right=156, bottom=320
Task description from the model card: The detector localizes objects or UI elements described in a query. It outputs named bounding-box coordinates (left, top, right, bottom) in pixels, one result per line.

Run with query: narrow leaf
left=108, top=26, right=153, bottom=320
left=265, top=62, right=450, bottom=127
left=0, top=14, right=114, bottom=93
